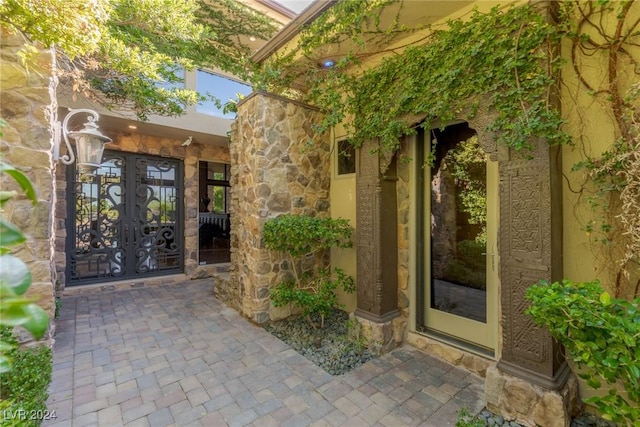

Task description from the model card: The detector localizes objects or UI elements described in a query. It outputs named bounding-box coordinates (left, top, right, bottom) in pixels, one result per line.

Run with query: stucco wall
left=560, top=14, right=640, bottom=299
left=330, top=126, right=357, bottom=313
left=0, top=30, right=57, bottom=338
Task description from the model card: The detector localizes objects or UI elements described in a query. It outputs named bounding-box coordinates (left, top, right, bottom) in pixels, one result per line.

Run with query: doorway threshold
left=61, top=273, right=192, bottom=296
left=406, top=330, right=495, bottom=379
left=415, top=327, right=495, bottom=359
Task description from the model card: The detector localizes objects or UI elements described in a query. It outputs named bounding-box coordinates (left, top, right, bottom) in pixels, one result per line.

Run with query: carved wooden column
left=355, top=140, right=399, bottom=323
left=497, top=142, right=569, bottom=389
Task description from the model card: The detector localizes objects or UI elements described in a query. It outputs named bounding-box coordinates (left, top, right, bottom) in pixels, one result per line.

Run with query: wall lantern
left=53, top=108, right=112, bottom=176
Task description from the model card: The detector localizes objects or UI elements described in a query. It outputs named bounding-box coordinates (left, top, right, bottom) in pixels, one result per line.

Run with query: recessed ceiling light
left=319, top=58, right=336, bottom=69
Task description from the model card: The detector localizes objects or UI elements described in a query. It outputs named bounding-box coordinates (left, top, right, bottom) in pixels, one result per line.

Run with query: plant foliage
left=262, top=215, right=354, bottom=328
left=0, top=158, right=49, bottom=374
left=526, top=280, right=640, bottom=425
left=0, top=327, right=53, bottom=426
left=0, top=0, right=279, bottom=120
left=257, top=3, right=569, bottom=154
left=262, top=214, right=353, bottom=257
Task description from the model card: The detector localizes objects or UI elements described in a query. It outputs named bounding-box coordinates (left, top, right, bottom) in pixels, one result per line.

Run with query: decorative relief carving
left=358, top=140, right=379, bottom=178
left=509, top=173, right=541, bottom=254
left=510, top=268, right=549, bottom=359
left=357, top=248, right=376, bottom=313
left=357, top=183, right=375, bottom=247
left=498, top=141, right=565, bottom=383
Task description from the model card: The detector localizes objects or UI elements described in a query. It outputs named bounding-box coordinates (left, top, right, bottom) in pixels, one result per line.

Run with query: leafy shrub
left=270, top=267, right=355, bottom=328
left=526, top=280, right=640, bottom=425
left=262, top=215, right=354, bottom=328
left=262, top=214, right=352, bottom=257
left=0, top=327, right=53, bottom=426
left=0, top=158, right=49, bottom=373
left=455, top=408, right=484, bottom=427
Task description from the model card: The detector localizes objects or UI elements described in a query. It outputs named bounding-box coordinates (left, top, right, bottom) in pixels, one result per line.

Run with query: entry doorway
left=66, top=151, right=184, bottom=285
left=198, top=161, right=231, bottom=265
left=416, top=123, right=498, bottom=353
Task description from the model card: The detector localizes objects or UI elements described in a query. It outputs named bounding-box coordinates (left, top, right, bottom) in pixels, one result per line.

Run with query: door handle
left=482, top=251, right=496, bottom=271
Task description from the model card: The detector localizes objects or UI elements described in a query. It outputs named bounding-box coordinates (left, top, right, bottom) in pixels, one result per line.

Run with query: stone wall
left=229, top=91, right=330, bottom=323
left=0, top=29, right=57, bottom=340
left=54, top=132, right=230, bottom=289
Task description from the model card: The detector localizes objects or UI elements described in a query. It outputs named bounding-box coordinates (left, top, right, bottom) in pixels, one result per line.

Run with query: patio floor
left=44, top=278, right=485, bottom=426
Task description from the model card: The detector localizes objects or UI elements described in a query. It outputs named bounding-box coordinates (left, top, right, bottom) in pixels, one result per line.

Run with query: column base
left=352, top=310, right=402, bottom=355
left=485, top=365, right=582, bottom=427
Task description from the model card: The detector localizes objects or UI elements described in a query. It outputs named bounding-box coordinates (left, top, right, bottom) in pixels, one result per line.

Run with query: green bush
left=0, top=158, right=49, bottom=373
left=0, top=327, right=53, bottom=427
left=526, top=280, right=640, bottom=426
left=270, top=267, right=355, bottom=328
left=262, top=214, right=352, bottom=257
left=262, top=215, right=354, bottom=328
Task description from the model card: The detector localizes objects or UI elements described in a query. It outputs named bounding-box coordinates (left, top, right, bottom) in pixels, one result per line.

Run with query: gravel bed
left=465, top=409, right=616, bottom=427
left=264, top=309, right=376, bottom=375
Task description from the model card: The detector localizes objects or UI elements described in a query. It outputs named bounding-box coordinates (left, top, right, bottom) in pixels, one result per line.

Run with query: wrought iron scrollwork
left=68, top=152, right=183, bottom=285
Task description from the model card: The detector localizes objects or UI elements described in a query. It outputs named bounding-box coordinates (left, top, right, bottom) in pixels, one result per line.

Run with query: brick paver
left=44, top=279, right=485, bottom=426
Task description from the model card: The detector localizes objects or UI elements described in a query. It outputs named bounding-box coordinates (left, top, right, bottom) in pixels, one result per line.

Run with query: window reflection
left=196, top=70, right=252, bottom=118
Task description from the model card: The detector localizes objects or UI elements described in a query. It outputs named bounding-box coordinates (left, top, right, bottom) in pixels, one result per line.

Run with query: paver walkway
left=44, top=279, right=485, bottom=426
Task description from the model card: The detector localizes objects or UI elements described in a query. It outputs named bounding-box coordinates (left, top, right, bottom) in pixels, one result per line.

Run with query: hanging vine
left=561, top=0, right=640, bottom=296
left=253, top=0, right=640, bottom=295
left=255, top=3, right=569, bottom=154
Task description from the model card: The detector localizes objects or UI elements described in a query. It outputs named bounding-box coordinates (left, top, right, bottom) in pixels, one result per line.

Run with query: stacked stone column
left=229, top=91, right=330, bottom=323
left=0, top=30, right=57, bottom=340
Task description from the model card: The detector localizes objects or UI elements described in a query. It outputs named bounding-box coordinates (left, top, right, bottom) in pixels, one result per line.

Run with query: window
left=157, top=65, right=185, bottom=91
left=196, top=70, right=252, bottom=118
left=337, top=139, right=356, bottom=175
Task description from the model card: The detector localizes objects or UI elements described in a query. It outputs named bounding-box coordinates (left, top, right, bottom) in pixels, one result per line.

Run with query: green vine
left=559, top=1, right=640, bottom=296
left=255, top=0, right=640, bottom=296
left=256, top=3, right=569, bottom=154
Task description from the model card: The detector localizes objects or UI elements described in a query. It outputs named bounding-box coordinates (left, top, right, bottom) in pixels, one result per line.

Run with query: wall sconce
left=53, top=108, right=112, bottom=176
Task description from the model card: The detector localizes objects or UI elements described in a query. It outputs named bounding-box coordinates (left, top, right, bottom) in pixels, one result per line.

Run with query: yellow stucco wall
left=560, top=3, right=640, bottom=298
left=330, top=123, right=357, bottom=313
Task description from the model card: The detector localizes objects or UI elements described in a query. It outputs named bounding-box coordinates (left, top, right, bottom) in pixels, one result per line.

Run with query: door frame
left=413, top=124, right=499, bottom=355
left=65, top=150, right=185, bottom=285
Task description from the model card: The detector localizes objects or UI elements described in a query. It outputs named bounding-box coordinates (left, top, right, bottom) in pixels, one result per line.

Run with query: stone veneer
left=54, top=132, right=230, bottom=291
left=229, top=91, right=330, bottom=323
left=0, top=30, right=57, bottom=342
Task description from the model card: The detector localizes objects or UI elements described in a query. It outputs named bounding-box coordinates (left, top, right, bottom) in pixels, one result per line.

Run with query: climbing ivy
left=558, top=1, right=640, bottom=295
left=255, top=0, right=640, bottom=296
left=256, top=3, right=569, bottom=154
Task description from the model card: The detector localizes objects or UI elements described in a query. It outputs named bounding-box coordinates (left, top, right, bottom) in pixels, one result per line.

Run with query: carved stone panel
left=356, top=140, right=399, bottom=322
left=497, top=142, right=566, bottom=389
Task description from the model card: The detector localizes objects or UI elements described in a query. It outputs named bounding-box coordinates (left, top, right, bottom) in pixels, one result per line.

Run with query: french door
left=417, top=124, right=498, bottom=353
left=66, top=151, right=184, bottom=285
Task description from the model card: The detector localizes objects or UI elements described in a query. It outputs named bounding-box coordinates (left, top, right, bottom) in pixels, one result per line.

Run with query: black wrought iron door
left=66, top=151, right=184, bottom=285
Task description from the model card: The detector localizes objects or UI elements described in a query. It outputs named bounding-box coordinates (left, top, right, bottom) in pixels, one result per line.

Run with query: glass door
left=67, top=152, right=184, bottom=285
left=417, top=123, right=498, bottom=353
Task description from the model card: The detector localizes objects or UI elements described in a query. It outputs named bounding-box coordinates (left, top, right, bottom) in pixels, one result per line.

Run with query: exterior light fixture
left=53, top=108, right=112, bottom=176
left=319, top=58, right=337, bottom=69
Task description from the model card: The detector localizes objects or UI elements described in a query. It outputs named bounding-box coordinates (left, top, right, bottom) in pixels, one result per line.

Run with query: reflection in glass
left=196, top=70, right=252, bottom=118
left=431, top=129, right=487, bottom=323
left=198, top=161, right=231, bottom=264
